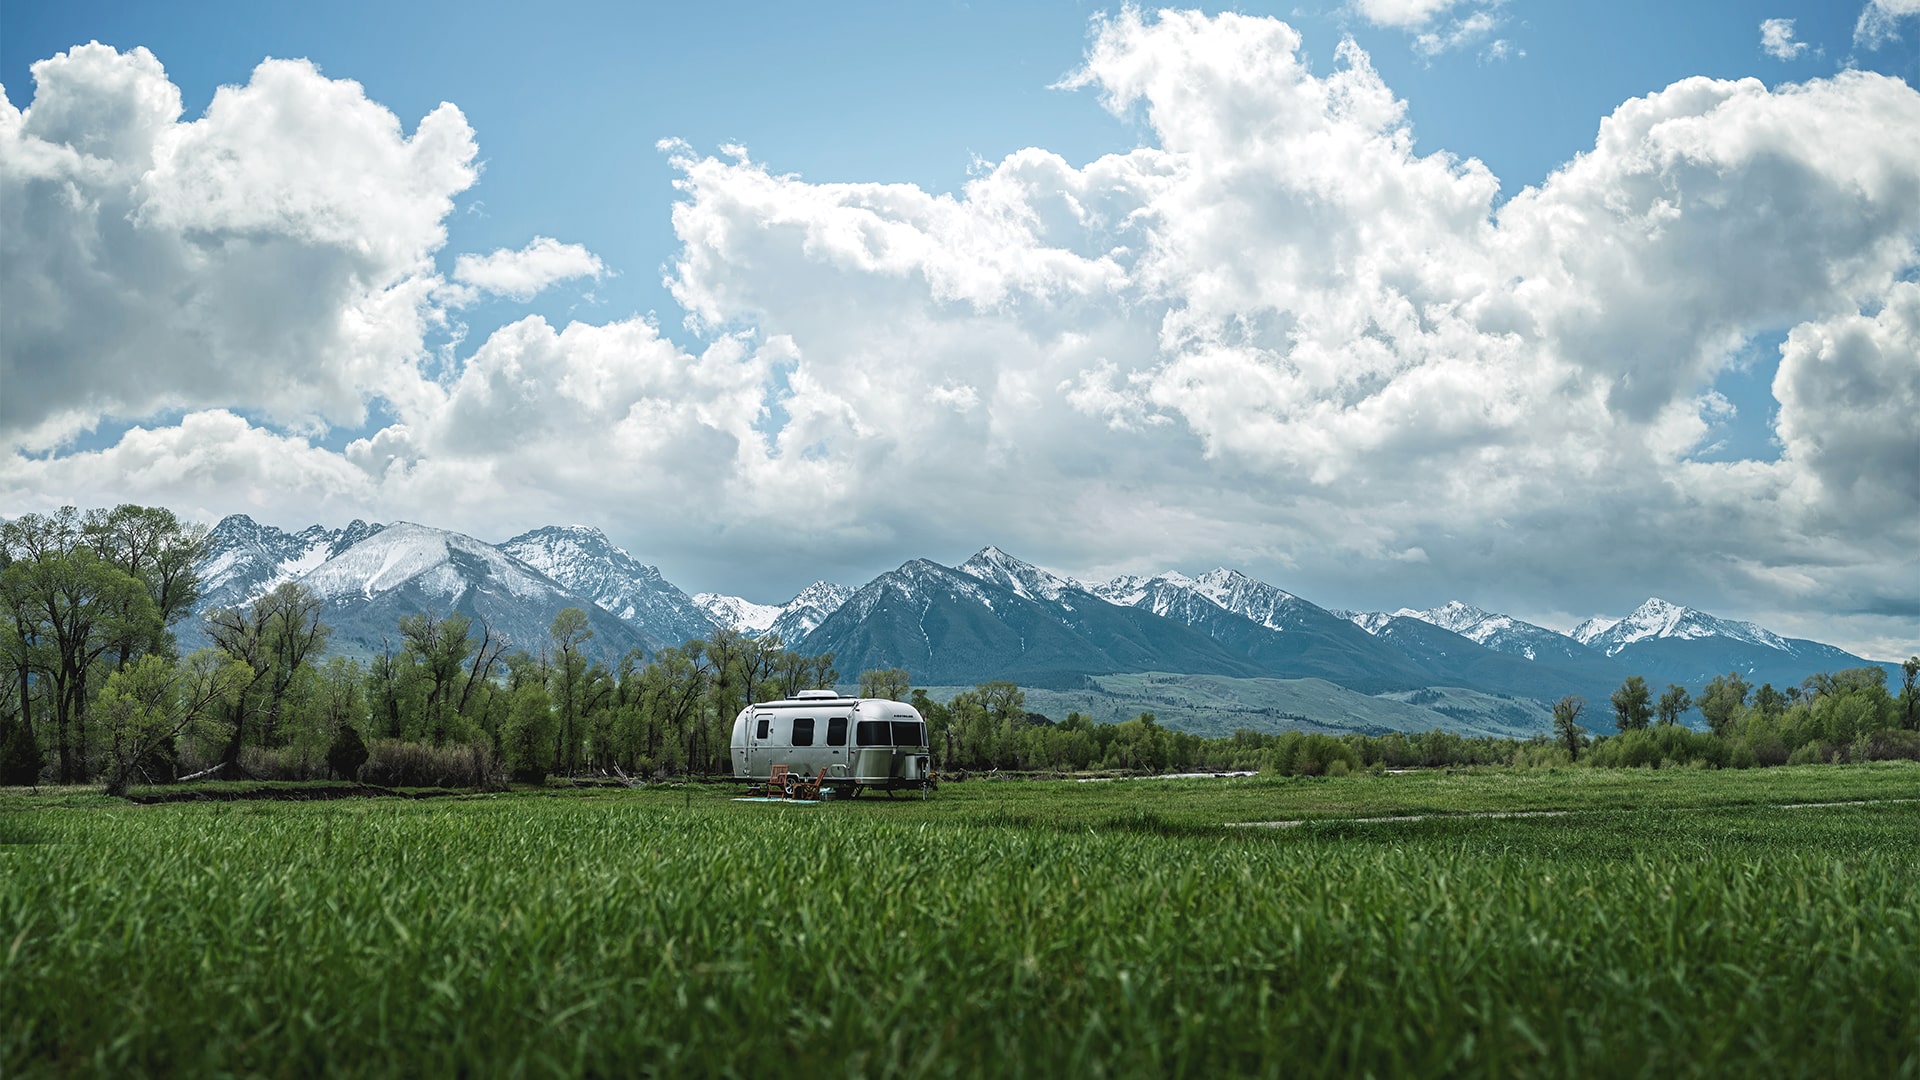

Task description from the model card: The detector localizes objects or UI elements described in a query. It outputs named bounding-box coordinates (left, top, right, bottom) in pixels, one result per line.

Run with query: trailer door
left=748, top=712, right=774, bottom=779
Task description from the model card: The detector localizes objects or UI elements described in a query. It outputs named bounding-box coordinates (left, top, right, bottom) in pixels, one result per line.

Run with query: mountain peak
left=959, top=546, right=1076, bottom=602
left=1574, top=597, right=1787, bottom=655
left=498, top=524, right=710, bottom=642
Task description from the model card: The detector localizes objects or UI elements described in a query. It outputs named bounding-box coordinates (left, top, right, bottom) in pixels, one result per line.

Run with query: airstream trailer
left=730, top=690, right=933, bottom=797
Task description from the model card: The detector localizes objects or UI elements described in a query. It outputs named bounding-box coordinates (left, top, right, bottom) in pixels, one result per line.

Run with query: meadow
left=3, top=765, right=1918, bottom=1077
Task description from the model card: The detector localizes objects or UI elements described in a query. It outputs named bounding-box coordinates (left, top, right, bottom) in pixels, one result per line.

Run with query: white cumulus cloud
left=452, top=236, right=605, bottom=301
left=1856, top=0, right=1920, bottom=47
left=3, top=15, right=1917, bottom=653
left=1349, top=0, right=1466, bottom=30
left=1760, top=18, right=1809, bottom=60
left=0, top=43, right=476, bottom=450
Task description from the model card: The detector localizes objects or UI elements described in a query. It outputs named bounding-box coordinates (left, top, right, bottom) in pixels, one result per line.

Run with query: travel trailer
left=729, top=690, right=933, bottom=796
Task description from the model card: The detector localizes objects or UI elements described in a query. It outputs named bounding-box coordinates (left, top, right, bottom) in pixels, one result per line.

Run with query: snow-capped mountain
left=1573, top=598, right=1787, bottom=655
left=766, top=582, right=855, bottom=643
left=295, top=522, right=654, bottom=659
left=500, top=525, right=714, bottom=648
left=1348, top=600, right=1615, bottom=672
left=694, top=593, right=785, bottom=636
left=1567, top=597, right=1893, bottom=689
left=1092, top=568, right=1434, bottom=692
left=959, top=546, right=1078, bottom=602
left=1329, top=609, right=1619, bottom=707
left=695, top=581, right=854, bottom=643
left=1095, top=568, right=1328, bottom=633
left=196, top=514, right=385, bottom=612
left=800, top=556, right=1264, bottom=688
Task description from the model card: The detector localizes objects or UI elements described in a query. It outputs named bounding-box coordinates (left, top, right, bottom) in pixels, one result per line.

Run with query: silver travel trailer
left=730, top=690, right=933, bottom=796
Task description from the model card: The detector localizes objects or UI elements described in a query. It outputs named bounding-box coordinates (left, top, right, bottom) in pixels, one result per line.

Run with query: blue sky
left=10, top=1, right=1908, bottom=320
left=3, top=1, right=1917, bottom=656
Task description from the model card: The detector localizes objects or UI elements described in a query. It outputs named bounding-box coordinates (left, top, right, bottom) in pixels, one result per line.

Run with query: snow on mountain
left=499, top=525, right=715, bottom=648
left=694, top=593, right=785, bottom=635
left=1341, top=610, right=1397, bottom=636
left=286, top=522, right=655, bottom=658
left=303, top=522, right=558, bottom=603
left=1574, top=598, right=1789, bottom=656
left=958, top=546, right=1077, bottom=602
left=1385, top=601, right=1589, bottom=664
left=838, top=559, right=1002, bottom=624
left=197, top=514, right=384, bottom=611
left=1093, top=567, right=1316, bottom=633
left=767, top=581, right=855, bottom=643
left=696, top=582, right=855, bottom=642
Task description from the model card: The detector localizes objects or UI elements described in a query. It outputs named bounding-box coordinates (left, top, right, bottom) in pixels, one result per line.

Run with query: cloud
left=1760, top=18, right=1809, bottom=60
left=452, top=236, right=604, bottom=301
left=1856, top=0, right=1920, bottom=47
left=1349, top=0, right=1465, bottom=31
left=1416, top=11, right=1498, bottom=57
left=0, top=43, right=476, bottom=451
left=3, top=16, right=1917, bottom=654
left=1351, top=0, right=1505, bottom=56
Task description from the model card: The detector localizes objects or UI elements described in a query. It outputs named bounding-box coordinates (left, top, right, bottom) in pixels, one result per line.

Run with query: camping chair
left=764, top=763, right=790, bottom=798
left=792, top=768, right=827, bottom=801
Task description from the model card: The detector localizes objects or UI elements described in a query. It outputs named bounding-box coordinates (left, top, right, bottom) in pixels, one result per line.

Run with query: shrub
left=1786, top=743, right=1825, bottom=767
left=237, top=746, right=330, bottom=781
left=327, top=724, right=370, bottom=780
left=360, top=739, right=498, bottom=789
left=0, top=721, right=44, bottom=786
left=1851, top=729, right=1920, bottom=763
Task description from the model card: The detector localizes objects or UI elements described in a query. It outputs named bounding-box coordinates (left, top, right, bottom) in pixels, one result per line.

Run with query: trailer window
left=791, top=717, right=815, bottom=747
left=891, top=720, right=926, bottom=748
left=755, top=716, right=770, bottom=740
left=856, top=720, right=891, bottom=746
left=826, top=716, right=847, bottom=746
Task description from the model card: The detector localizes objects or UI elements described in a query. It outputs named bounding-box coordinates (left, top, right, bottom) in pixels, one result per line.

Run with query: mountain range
left=185, top=516, right=1906, bottom=733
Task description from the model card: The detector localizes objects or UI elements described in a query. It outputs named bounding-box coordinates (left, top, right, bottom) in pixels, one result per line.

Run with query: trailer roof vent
left=793, top=689, right=842, bottom=700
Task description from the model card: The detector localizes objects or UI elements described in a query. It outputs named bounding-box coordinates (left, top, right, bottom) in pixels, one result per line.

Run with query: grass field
left=4, top=765, right=1918, bottom=1077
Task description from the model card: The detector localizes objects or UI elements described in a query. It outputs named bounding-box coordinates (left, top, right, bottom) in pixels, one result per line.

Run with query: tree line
left=5, top=504, right=1916, bottom=792
left=0, top=504, right=841, bottom=793
left=880, top=663, right=1920, bottom=777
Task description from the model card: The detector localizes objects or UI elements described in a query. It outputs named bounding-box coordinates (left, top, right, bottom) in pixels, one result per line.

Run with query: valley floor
left=3, top=764, right=1917, bottom=1077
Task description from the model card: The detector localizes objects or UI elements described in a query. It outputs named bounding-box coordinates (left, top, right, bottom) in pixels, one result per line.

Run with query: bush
left=237, top=745, right=331, bottom=781
left=327, top=724, right=370, bottom=780
left=359, top=739, right=498, bottom=789
left=0, top=721, right=45, bottom=786
left=1786, top=743, right=1825, bottom=767
left=1850, top=729, right=1920, bottom=763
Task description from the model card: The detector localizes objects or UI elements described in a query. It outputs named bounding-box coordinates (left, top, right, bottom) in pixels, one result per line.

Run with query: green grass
left=4, top=766, right=1918, bottom=1077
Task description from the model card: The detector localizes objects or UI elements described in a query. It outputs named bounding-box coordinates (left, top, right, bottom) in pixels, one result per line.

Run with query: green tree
left=1656, top=684, right=1692, bottom=726
left=548, top=608, right=594, bottom=776
left=96, top=651, right=245, bottom=797
left=397, top=609, right=474, bottom=744
left=1610, top=676, right=1653, bottom=731
left=1902, top=656, right=1919, bottom=731
left=501, top=681, right=555, bottom=781
left=2, top=519, right=159, bottom=781
left=1698, top=671, right=1751, bottom=737
left=82, top=504, right=212, bottom=666
left=858, top=667, right=911, bottom=701
left=640, top=642, right=712, bottom=775
left=201, top=582, right=330, bottom=776
left=1553, top=696, right=1587, bottom=762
